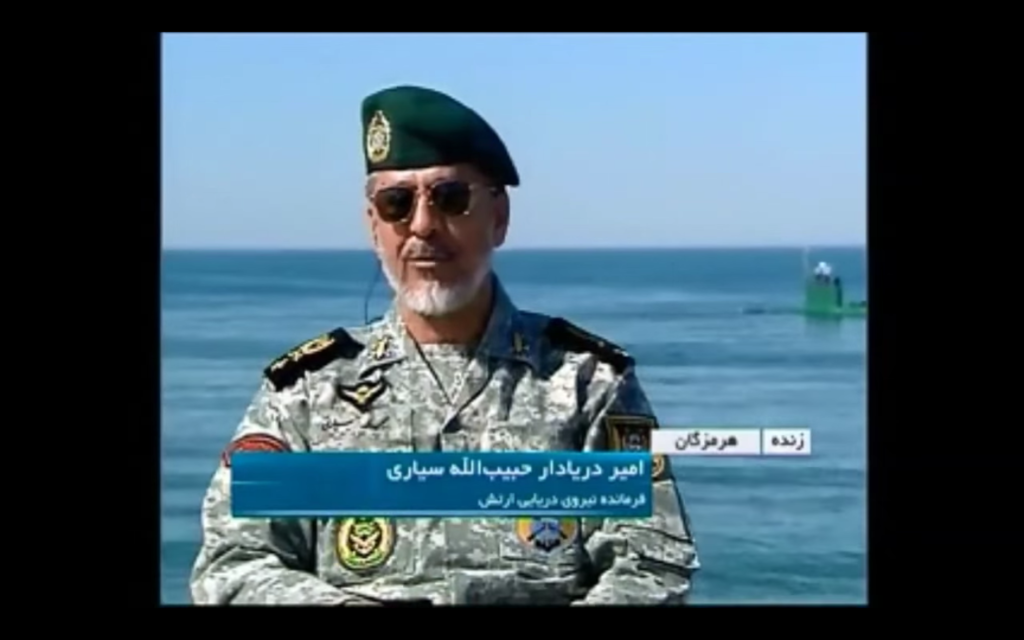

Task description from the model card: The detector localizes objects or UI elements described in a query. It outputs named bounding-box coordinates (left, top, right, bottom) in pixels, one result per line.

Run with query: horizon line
left=162, top=244, right=866, bottom=252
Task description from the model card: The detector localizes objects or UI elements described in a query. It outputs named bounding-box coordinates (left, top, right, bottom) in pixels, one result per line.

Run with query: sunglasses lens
left=430, top=181, right=472, bottom=216
left=373, top=181, right=474, bottom=222
left=374, top=187, right=415, bottom=222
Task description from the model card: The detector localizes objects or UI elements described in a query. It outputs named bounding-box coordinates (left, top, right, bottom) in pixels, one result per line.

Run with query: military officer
left=190, top=85, right=699, bottom=605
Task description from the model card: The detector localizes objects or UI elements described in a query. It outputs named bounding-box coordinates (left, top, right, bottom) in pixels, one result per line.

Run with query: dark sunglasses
left=371, top=180, right=500, bottom=223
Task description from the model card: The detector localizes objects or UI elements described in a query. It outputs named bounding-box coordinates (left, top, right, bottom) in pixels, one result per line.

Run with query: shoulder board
left=544, top=317, right=634, bottom=374
left=263, top=328, right=363, bottom=391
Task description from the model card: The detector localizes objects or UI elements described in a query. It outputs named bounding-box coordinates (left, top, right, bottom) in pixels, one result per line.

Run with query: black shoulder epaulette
left=263, top=328, right=363, bottom=391
left=544, top=317, right=634, bottom=374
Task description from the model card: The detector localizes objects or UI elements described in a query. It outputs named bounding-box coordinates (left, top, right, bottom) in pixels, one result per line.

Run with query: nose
left=407, top=192, right=440, bottom=238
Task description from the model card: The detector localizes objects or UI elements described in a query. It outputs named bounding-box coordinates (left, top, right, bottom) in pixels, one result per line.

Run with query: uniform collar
left=355, top=311, right=408, bottom=378
left=355, top=275, right=540, bottom=377
left=477, top=277, right=540, bottom=370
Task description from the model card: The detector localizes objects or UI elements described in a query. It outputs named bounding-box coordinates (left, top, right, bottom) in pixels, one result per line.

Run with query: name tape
left=651, top=428, right=811, bottom=456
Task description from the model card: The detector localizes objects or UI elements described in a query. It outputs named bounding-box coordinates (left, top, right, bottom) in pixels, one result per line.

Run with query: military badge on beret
left=366, top=110, right=391, bottom=164
left=359, top=85, right=520, bottom=185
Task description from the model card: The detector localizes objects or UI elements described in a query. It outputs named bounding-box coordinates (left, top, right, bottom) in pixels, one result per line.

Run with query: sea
left=161, top=247, right=867, bottom=605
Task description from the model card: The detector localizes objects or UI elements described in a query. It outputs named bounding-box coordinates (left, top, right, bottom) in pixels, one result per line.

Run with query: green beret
left=360, top=85, right=519, bottom=187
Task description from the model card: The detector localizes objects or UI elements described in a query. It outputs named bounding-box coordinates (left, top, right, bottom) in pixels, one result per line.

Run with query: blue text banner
left=231, top=452, right=653, bottom=518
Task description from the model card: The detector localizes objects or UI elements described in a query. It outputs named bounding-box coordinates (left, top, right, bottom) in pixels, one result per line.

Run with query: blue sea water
left=161, top=247, right=867, bottom=605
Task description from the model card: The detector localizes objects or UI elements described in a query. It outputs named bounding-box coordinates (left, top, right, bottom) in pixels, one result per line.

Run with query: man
left=190, top=85, right=699, bottom=605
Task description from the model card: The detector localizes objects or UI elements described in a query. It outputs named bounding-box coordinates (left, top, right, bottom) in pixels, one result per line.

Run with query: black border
left=52, top=31, right=970, bottom=610
left=42, top=31, right=161, bottom=606
left=865, top=32, right=987, bottom=610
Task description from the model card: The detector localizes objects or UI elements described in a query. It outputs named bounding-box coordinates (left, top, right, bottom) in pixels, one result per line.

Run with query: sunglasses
left=371, top=180, right=500, bottom=223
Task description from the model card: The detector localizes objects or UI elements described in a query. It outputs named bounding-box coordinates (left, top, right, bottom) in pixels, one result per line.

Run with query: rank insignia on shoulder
left=221, top=433, right=289, bottom=467
left=544, top=317, right=633, bottom=374
left=337, top=379, right=387, bottom=412
left=515, top=518, right=579, bottom=552
left=263, top=328, right=363, bottom=391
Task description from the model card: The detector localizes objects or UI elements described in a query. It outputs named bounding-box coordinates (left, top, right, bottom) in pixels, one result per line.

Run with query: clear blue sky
left=161, top=33, right=865, bottom=249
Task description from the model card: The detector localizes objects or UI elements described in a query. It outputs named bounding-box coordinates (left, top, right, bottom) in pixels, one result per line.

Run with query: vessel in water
left=742, top=248, right=866, bottom=318
left=801, top=249, right=866, bottom=318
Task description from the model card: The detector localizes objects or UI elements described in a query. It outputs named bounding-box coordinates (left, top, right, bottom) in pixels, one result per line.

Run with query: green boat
left=802, top=250, right=866, bottom=319
left=741, top=249, right=866, bottom=318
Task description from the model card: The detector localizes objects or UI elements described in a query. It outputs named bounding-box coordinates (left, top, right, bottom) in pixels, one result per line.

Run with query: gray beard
left=380, top=253, right=492, bottom=317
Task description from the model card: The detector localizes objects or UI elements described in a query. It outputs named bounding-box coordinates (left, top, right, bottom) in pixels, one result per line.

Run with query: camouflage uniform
left=190, top=278, right=699, bottom=605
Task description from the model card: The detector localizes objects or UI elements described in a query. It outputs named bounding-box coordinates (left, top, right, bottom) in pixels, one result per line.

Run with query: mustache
left=401, top=240, right=454, bottom=260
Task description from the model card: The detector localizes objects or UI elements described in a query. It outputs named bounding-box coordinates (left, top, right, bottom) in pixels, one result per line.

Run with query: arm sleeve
left=188, top=379, right=351, bottom=605
left=575, top=369, right=700, bottom=605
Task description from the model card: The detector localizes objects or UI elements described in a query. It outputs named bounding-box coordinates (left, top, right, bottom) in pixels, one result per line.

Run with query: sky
left=161, top=33, right=866, bottom=250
